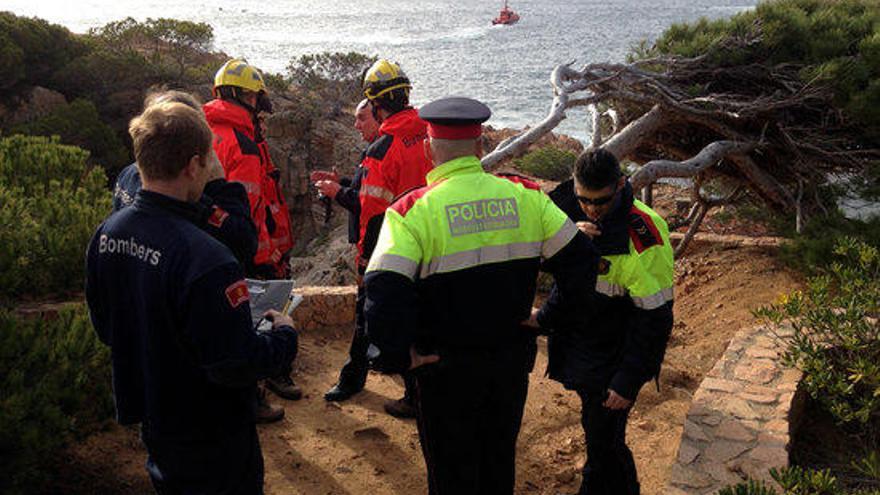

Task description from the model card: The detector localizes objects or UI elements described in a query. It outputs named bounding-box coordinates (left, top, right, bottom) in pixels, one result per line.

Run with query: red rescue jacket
left=358, top=108, right=432, bottom=267
left=204, top=99, right=293, bottom=277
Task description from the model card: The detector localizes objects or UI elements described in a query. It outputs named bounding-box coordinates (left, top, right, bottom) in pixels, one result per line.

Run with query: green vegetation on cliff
left=0, top=305, right=112, bottom=495
left=637, top=0, right=880, bottom=141
left=0, top=135, right=111, bottom=300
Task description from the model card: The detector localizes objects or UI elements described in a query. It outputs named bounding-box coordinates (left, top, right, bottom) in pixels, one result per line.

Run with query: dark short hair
left=373, top=87, right=410, bottom=114
left=573, top=148, right=622, bottom=190
left=129, top=102, right=213, bottom=181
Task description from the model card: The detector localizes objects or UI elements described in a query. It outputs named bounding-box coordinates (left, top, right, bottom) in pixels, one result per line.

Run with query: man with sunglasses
left=546, top=148, right=674, bottom=495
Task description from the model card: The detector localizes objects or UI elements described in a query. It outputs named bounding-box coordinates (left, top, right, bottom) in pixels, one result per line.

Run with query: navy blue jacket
left=545, top=180, right=674, bottom=398
left=86, top=190, right=297, bottom=441
left=113, top=163, right=258, bottom=267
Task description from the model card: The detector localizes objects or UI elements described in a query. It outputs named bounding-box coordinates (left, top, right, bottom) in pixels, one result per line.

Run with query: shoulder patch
left=390, top=182, right=440, bottom=217
left=365, top=134, right=394, bottom=160
left=496, top=172, right=541, bottom=191
left=207, top=206, right=229, bottom=228
left=629, top=207, right=663, bottom=254
left=233, top=129, right=260, bottom=156
left=225, top=279, right=250, bottom=308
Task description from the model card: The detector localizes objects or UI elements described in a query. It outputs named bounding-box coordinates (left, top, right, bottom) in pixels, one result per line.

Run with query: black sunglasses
left=576, top=183, right=618, bottom=206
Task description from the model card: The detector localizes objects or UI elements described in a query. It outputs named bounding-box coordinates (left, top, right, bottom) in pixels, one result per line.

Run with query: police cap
left=419, top=97, right=491, bottom=140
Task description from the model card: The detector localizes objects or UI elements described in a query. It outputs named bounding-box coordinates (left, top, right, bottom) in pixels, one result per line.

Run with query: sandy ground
left=52, top=240, right=802, bottom=495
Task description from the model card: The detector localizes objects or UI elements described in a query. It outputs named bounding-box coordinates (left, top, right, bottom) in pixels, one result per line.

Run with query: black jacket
left=113, top=163, right=258, bottom=267
left=334, top=155, right=367, bottom=244
left=545, top=180, right=674, bottom=399
left=86, top=191, right=297, bottom=441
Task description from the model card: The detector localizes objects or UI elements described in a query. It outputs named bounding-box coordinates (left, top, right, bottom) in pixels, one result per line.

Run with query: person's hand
left=310, top=169, right=339, bottom=183
left=409, top=346, right=440, bottom=370
left=521, top=307, right=541, bottom=328
left=315, top=180, right=341, bottom=198
left=576, top=221, right=601, bottom=239
left=264, top=309, right=295, bottom=330
left=206, top=150, right=226, bottom=181
left=603, top=389, right=632, bottom=410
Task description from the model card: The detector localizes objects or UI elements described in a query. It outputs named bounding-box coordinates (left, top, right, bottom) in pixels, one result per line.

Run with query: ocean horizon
left=3, top=0, right=758, bottom=140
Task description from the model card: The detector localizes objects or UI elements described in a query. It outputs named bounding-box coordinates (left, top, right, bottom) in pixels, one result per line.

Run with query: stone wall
left=666, top=324, right=803, bottom=494
left=293, top=285, right=357, bottom=330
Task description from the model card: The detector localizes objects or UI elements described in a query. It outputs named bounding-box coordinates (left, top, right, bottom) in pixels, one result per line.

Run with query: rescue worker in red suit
left=204, top=58, right=300, bottom=421
left=359, top=59, right=434, bottom=418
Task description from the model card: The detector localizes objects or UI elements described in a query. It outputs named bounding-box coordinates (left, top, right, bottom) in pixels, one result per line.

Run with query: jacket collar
left=426, top=155, right=482, bottom=185
left=378, top=107, right=425, bottom=137
left=203, top=99, right=255, bottom=137
left=132, top=190, right=206, bottom=224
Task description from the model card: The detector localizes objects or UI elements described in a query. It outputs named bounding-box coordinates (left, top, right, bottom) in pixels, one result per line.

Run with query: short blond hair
left=143, top=88, right=202, bottom=111
left=129, top=101, right=213, bottom=181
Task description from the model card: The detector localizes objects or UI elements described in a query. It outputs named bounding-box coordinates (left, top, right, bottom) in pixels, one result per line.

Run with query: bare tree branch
left=630, top=140, right=756, bottom=190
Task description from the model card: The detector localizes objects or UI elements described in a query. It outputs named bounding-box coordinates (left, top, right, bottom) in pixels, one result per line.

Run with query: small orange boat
left=492, top=0, right=520, bottom=25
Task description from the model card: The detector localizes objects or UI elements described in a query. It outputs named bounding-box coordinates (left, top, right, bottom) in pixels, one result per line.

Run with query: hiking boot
left=383, top=396, right=417, bottom=419
left=266, top=374, right=303, bottom=401
left=255, top=386, right=284, bottom=424
left=324, top=381, right=363, bottom=402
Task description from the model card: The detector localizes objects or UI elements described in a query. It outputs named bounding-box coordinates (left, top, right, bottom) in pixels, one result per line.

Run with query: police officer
left=113, top=90, right=258, bottom=267
left=546, top=148, right=675, bottom=495
left=311, top=98, right=381, bottom=402
left=364, top=97, right=598, bottom=494
left=86, top=101, right=299, bottom=494
left=205, top=58, right=301, bottom=406
left=359, top=59, right=434, bottom=418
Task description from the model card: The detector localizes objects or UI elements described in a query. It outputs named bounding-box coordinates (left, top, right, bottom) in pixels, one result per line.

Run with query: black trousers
left=413, top=342, right=535, bottom=495
left=576, top=389, right=640, bottom=495
left=339, top=285, right=416, bottom=402
left=143, top=424, right=264, bottom=495
left=337, top=284, right=369, bottom=388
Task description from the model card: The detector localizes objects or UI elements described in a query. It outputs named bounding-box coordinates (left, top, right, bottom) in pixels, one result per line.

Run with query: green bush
left=755, top=237, right=880, bottom=428
left=11, top=98, right=129, bottom=170
left=642, top=0, right=880, bottom=139
left=0, top=12, right=88, bottom=98
left=0, top=304, right=113, bottom=495
left=287, top=51, right=377, bottom=105
left=718, top=465, right=880, bottom=494
left=0, top=135, right=111, bottom=299
left=512, top=146, right=577, bottom=181
left=777, top=212, right=880, bottom=275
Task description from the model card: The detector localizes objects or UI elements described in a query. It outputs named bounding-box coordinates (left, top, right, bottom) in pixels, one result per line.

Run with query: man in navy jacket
left=86, top=101, right=298, bottom=494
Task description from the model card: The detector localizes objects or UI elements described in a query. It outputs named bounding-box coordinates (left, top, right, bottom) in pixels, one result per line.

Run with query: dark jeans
left=143, top=424, right=264, bottom=495
left=576, top=389, right=640, bottom=495
left=337, top=284, right=368, bottom=388
left=413, top=341, right=535, bottom=495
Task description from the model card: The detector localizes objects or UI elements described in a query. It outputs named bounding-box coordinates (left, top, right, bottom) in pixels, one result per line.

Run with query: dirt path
left=57, top=243, right=801, bottom=495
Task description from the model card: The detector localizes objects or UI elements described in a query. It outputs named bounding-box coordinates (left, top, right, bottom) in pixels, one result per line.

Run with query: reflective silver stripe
left=542, top=218, right=577, bottom=259
left=421, top=242, right=542, bottom=278
left=361, top=184, right=395, bottom=203
left=632, top=286, right=675, bottom=310
left=369, top=254, right=419, bottom=280
left=596, top=279, right=627, bottom=297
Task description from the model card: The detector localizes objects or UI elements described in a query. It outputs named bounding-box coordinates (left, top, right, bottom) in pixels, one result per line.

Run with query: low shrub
left=755, top=237, right=880, bottom=429
left=718, top=465, right=880, bottom=494
left=0, top=135, right=111, bottom=299
left=287, top=51, right=377, bottom=107
left=512, top=146, right=577, bottom=181
left=0, top=304, right=113, bottom=495
left=11, top=98, right=129, bottom=171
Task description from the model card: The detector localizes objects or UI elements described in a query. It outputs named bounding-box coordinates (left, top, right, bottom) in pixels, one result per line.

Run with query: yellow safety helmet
left=213, top=58, right=266, bottom=96
left=362, top=59, right=412, bottom=101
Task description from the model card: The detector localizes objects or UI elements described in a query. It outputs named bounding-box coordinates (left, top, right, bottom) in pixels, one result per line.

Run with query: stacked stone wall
left=293, top=285, right=357, bottom=330
left=666, top=324, right=803, bottom=494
